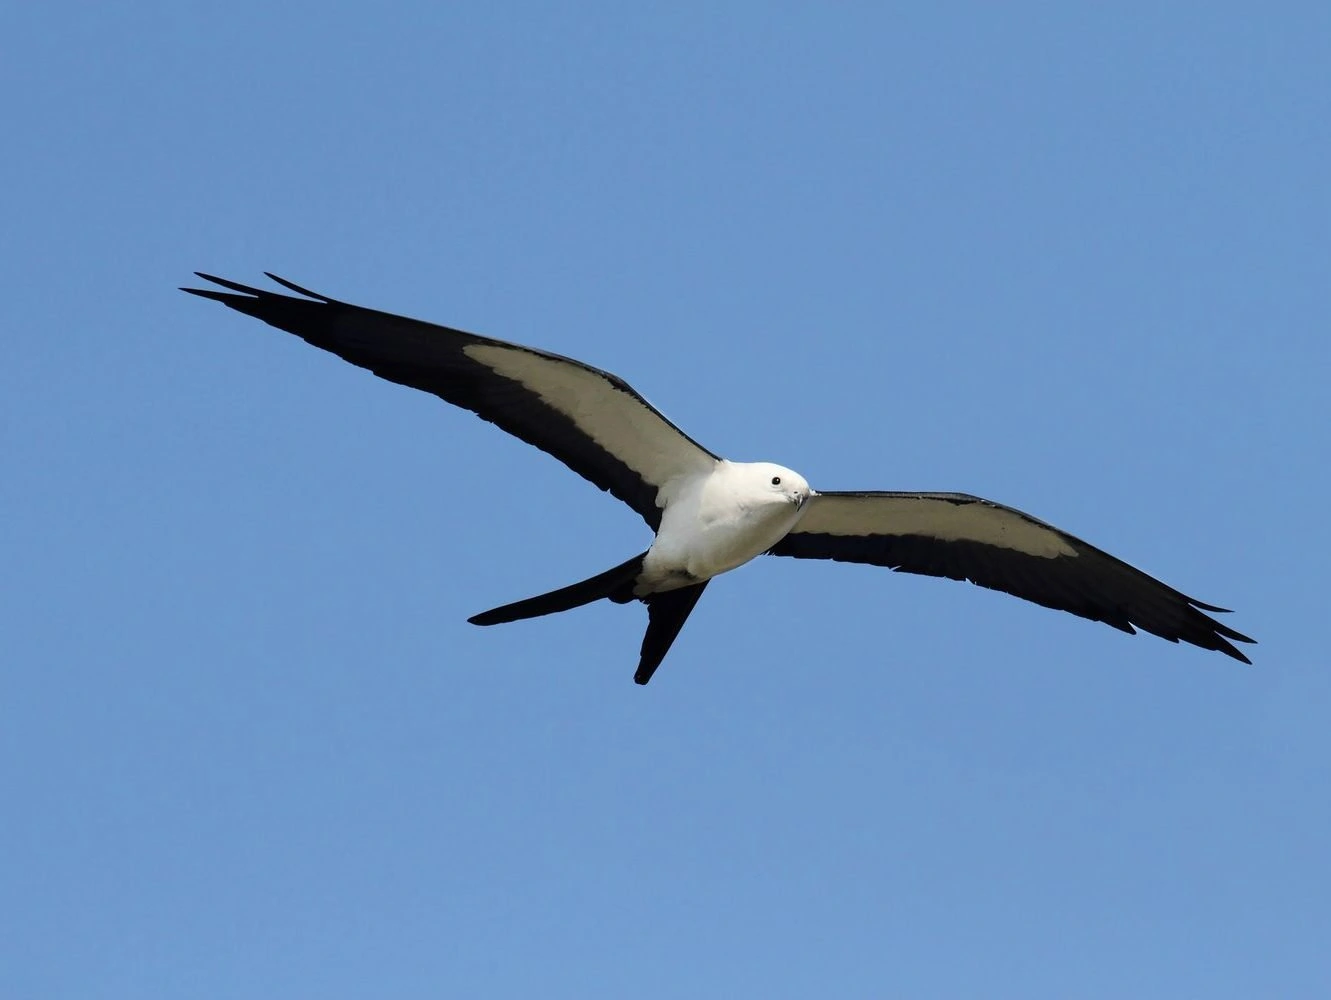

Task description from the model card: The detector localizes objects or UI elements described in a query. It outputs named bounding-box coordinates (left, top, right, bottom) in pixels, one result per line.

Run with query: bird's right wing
left=182, top=274, right=719, bottom=529
left=772, top=491, right=1254, bottom=662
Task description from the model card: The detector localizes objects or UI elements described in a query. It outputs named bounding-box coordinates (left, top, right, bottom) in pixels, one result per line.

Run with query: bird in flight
left=183, top=273, right=1254, bottom=684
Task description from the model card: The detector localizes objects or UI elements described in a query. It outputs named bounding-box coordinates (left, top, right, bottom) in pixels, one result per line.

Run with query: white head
left=747, top=462, right=814, bottom=511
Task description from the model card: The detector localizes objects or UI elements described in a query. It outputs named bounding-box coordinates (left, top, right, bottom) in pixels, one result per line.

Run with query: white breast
left=639, top=461, right=805, bottom=593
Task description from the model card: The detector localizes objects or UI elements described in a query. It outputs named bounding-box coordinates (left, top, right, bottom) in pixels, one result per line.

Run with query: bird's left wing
left=183, top=274, right=719, bottom=529
left=771, top=491, right=1255, bottom=662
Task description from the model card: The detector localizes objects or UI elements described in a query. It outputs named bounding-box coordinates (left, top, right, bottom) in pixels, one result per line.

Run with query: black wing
left=182, top=273, right=719, bottom=529
left=772, top=491, right=1254, bottom=662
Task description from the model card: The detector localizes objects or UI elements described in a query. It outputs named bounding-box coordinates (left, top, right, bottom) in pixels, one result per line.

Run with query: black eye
left=771, top=476, right=781, bottom=485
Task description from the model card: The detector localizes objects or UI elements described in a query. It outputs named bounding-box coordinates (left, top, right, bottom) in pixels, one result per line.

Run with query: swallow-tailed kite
left=183, top=273, right=1255, bottom=684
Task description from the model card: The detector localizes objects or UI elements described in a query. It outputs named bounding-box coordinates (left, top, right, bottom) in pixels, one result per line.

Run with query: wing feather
left=182, top=274, right=718, bottom=528
left=772, top=491, right=1254, bottom=661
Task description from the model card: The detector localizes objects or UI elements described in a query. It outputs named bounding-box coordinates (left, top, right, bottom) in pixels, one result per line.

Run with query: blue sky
left=3, top=3, right=1327, bottom=997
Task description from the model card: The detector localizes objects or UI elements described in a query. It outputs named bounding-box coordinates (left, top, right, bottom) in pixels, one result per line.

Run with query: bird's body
left=183, top=273, right=1254, bottom=684
left=642, top=461, right=811, bottom=591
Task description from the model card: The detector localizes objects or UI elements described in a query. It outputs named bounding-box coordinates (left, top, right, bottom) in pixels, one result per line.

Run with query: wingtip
left=263, top=272, right=333, bottom=301
left=181, top=271, right=333, bottom=303
left=1219, top=636, right=1251, bottom=660
left=179, top=285, right=231, bottom=303
left=181, top=272, right=230, bottom=297
left=1213, top=631, right=1255, bottom=665
left=1190, top=598, right=1235, bottom=614
left=185, top=272, right=270, bottom=297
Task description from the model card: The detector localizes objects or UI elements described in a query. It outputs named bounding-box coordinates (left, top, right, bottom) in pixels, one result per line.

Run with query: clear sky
left=3, top=3, right=1327, bottom=997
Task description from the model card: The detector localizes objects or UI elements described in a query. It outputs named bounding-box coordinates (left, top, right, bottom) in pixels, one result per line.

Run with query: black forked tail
left=467, top=552, right=646, bottom=626
left=468, top=552, right=710, bottom=685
